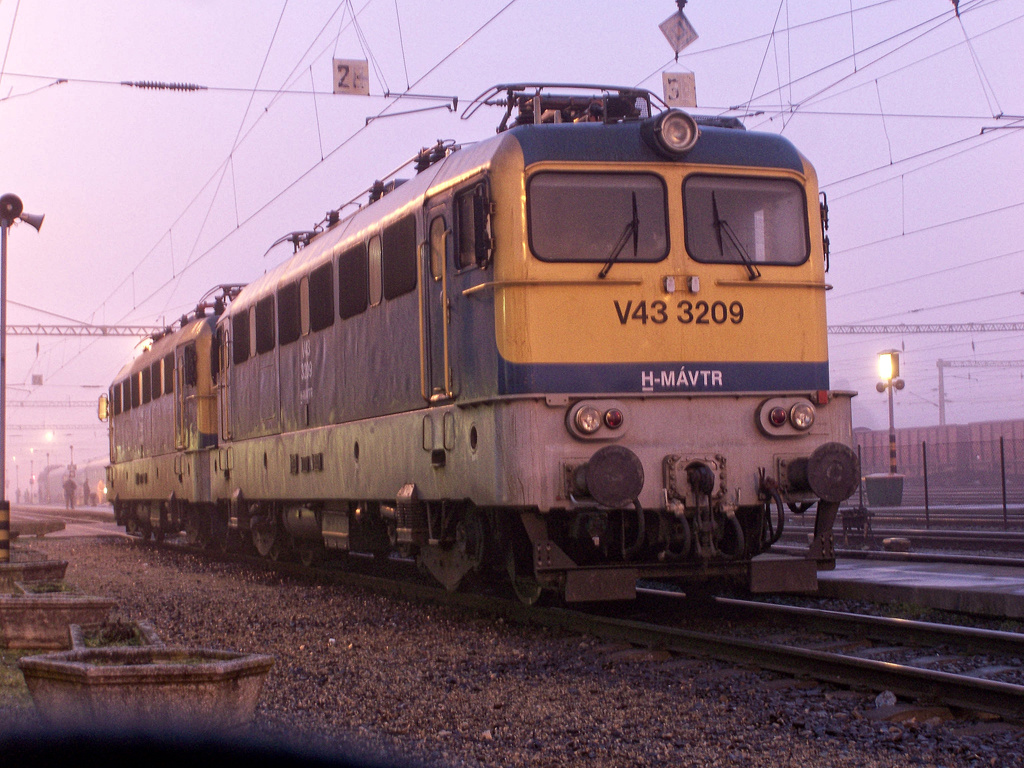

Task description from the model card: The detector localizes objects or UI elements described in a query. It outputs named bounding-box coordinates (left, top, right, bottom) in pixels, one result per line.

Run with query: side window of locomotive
left=527, top=172, right=668, bottom=263
left=309, top=262, right=335, bottom=332
left=112, top=382, right=122, bottom=416
left=151, top=360, right=162, bottom=399
left=232, top=312, right=250, bottom=365
left=255, top=296, right=276, bottom=354
left=278, top=281, right=301, bottom=347
left=163, top=353, right=174, bottom=394
left=141, top=366, right=152, bottom=405
left=299, top=276, right=310, bottom=336
left=383, top=215, right=417, bottom=299
left=338, top=243, right=368, bottom=319
left=367, top=235, right=383, bottom=307
left=454, top=183, right=490, bottom=270
left=210, top=335, right=219, bottom=385
left=183, top=343, right=199, bottom=387
left=683, top=176, right=809, bottom=266
left=429, top=216, right=446, bottom=281
left=120, top=380, right=131, bottom=413
left=131, top=373, right=141, bottom=409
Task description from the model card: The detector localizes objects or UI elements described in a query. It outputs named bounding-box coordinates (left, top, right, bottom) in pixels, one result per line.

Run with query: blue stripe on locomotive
left=495, top=358, right=830, bottom=395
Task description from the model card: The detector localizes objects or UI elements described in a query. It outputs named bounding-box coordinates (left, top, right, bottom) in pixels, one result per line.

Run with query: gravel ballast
left=3, top=536, right=1022, bottom=767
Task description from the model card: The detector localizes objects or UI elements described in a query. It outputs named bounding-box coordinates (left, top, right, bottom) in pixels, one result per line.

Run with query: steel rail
left=133, top=533, right=1024, bottom=721
left=711, top=596, right=1024, bottom=657
left=530, top=603, right=1024, bottom=721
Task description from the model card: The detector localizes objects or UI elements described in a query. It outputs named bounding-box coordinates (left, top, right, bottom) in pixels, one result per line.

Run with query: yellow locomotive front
left=468, top=86, right=858, bottom=601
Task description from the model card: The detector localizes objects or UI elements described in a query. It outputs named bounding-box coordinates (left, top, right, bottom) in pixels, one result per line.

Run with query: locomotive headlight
left=575, top=406, right=603, bottom=434
left=768, top=406, right=788, bottom=428
left=789, top=402, right=815, bottom=431
left=642, top=109, right=700, bottom=157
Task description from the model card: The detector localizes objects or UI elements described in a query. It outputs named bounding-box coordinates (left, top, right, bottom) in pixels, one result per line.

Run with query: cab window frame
left=526, top=171, right=670, bottom=264
left=453, top=181, right=492, bottom=272
left=682, top=173, right=810, bottom=267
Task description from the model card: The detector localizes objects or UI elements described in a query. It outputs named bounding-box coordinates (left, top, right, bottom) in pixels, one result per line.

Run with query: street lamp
left=0, top=193, right=45, bottom=564
left=875, top=349, right=905, bottom=474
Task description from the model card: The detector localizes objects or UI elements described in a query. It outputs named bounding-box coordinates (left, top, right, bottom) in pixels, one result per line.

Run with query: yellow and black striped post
left=0, top=500, right=9, bottom=564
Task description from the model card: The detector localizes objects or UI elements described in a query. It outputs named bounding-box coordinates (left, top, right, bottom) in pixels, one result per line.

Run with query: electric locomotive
left=102, top=84, right=858, bottom=603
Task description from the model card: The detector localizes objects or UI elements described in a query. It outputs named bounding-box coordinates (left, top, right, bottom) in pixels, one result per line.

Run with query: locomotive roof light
left=642, top=108, right=700, bottom=158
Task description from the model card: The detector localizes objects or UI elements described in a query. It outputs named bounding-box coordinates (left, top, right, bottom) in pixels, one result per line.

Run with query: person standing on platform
left=63, top=475, right=77, bottom=510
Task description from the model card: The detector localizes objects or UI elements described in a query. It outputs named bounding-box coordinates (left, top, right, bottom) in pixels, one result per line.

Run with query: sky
left=1, top=0, right=1022, bottom=486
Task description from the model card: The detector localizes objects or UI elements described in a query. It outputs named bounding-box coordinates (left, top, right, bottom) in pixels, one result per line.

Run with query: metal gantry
left=5, top=324, right=163, bottom=337
left=829, top=323, right=1024, bottom=334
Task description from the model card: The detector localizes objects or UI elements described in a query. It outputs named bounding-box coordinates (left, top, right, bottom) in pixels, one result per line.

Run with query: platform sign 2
left=663, top=72, right=697, bottom=108
left=333, top=59, right=370, bottom=96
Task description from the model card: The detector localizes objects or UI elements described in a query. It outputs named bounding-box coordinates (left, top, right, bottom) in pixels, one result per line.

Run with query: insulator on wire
left=121, top=80, right=207, bottom=92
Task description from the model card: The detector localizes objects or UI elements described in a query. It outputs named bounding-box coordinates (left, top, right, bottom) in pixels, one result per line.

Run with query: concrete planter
left=69, top=619, right=164, bottom=650
left=0, top=550, right=69, bottom=593
left=0, top=588, right=115, bottom=649
left=864, top=473, right=904, bottom=507
left=19, top=647, right=275, bottom=730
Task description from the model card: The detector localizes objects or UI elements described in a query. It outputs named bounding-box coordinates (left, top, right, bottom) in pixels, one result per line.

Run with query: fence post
left=1001, top=436, right=1008, bottom=530
left=922, top=440, right=929, bottom=530
left=857, top=444, right=865, bottom=510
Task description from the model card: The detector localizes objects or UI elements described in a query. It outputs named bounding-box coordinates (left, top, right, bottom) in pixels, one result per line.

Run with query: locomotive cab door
left=421, top=203, right=453, bottom=402
left=173, top=342, right=198, bottom=450
left=218, top=325, right=231, bottom=440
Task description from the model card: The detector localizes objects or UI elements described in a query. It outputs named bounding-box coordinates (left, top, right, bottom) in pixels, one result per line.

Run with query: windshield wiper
left=598, top=192, right=639, bottom=279
left=712, top=191, right=761, bottom=281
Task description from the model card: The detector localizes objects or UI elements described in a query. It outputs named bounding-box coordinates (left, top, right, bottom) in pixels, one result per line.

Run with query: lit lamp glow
left=875, top=349, right=905, bottom=475
left=877, top=351, right=898, bottom=382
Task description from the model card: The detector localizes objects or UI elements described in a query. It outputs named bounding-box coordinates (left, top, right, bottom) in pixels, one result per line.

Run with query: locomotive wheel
left=153, top=505, right=167, bottom=543
left=455, top=511, right=485, bottom=572
left=209, top=512, right=231, bottom=553
left=251, top=516, right=281, bottom=560
left=184, top=512, right=206, bottom=548
left=506, top=550, right=543, bottom=606
left=298, top=541, right=325, bottom=568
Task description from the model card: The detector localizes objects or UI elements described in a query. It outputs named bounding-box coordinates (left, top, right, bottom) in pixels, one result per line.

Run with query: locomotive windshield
left=527, top=172, right=668, bottom=263
left=683, top=176, right=808, bottom=267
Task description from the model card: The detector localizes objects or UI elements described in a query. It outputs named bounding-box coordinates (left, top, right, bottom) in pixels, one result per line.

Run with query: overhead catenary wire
left=0, top=0, right=21, bottom=93
left=9, top=1, right=1019, bottom=418
left=740, top=0, right=992, bottom=123
left=42, top=0, right=525, bottom=384
left=957, top=9, right=1004, bottom=117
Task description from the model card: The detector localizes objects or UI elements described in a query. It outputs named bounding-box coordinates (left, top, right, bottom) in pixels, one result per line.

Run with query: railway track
left=584, top=591, right=1024, bottom=722
left=785, top=521, right=1024, bottom=558
left=130, top=533, right=1024, bottom=723
left=14, top=504, right=1024, bottom=721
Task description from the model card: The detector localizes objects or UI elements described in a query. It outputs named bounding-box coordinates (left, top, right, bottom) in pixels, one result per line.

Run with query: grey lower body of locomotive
left=110, top=392, right=856, bottom=601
